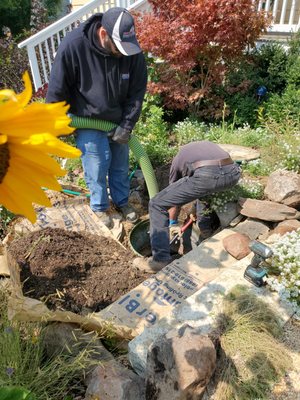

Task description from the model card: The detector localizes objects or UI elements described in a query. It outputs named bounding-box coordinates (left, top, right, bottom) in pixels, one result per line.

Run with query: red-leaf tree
left=136, top=0, right=270, bottom=116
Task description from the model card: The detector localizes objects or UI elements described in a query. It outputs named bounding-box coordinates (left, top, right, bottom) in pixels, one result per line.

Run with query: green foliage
left=286, top=32, right=300, bottom=88
left=133, top=96, right=175, bottom=167
left=0, top=206, right=15, bottom=239
left=0, top=0, right=31, bottom=36
left=253, top=43, right=288, bottom=93
left=225, top=93, right=259, bottom=127
left=264, top=86, right=300, bottom=124
left=0, top=387, right=36, bottom=400
left=43, top=0, right=63, bottom=19
left=240, top=159, right=271, bottom=176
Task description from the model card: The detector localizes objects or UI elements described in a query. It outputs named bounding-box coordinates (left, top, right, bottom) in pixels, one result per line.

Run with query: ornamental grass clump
left=0, top=286, right=99, bottom=399
left=214, top=285, right=291, bottom=400
left=267, top=229, right=300, bottom=318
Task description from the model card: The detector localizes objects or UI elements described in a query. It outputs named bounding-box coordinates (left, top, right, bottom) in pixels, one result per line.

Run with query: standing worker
left=133, top=141, right=241, bottom=272
left=46, top=7, right=147, bottom=228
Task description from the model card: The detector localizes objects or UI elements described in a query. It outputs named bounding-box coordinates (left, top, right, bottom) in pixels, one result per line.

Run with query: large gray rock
left=216, top=202, right=240, bottom=228
left=264, top=170, right=300, bottom=208
left=218, top=144, right=260, bottom=161
left=85, top=360, right=145, bottom=400
left=145, top=325, right=216, bottom=400
left=43, top=322, right=114, bottom=363
left=232, top=218, right=270, bottom=240
left=238, top=198, right=299, bottom=222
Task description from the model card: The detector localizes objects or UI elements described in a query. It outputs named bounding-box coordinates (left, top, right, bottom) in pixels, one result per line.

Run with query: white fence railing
left=258, top=0, right=300, bottom=32
left=19, top=0, right=299, bottom=91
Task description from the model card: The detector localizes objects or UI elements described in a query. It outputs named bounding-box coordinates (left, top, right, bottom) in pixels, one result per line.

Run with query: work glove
left=169, top=223, right=181, bottom=241
left=108, top=126, right=131, bottom=144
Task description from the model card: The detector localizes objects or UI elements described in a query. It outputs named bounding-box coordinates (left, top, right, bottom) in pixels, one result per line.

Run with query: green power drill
left=244, top=240, right=273, bottom=287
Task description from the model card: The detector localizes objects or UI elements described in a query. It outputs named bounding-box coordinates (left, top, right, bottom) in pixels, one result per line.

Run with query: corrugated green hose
left=70, top=116, right=159, bottom=199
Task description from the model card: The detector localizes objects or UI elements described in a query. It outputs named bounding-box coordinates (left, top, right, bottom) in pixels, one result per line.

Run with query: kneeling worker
left=133, top=140, right=241, bottom=272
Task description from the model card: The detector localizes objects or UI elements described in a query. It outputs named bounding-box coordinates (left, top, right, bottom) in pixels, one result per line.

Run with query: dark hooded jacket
left=46, top=14, right=147, bottom=132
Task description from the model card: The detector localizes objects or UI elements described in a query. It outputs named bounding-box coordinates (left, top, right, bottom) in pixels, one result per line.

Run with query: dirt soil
left=8, top=227, right=150, bottom=314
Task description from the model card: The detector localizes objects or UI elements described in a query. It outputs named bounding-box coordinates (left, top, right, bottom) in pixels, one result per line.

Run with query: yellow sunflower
left=0, top=72, right=81, bottom=223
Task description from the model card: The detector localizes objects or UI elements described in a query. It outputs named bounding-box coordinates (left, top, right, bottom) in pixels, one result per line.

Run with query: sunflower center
left=0, top=143, right=9, bottom=183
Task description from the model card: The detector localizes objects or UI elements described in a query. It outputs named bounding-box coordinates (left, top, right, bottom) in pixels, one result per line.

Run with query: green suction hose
left=70, top=116, right=159, bottom=199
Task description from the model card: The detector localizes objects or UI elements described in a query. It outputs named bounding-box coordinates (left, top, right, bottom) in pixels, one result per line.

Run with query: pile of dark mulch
left=8, top=227, right=150, bottom=314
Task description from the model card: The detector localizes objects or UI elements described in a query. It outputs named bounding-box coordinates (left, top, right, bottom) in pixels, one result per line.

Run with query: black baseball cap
left=102, top=7, right=142, bottom=56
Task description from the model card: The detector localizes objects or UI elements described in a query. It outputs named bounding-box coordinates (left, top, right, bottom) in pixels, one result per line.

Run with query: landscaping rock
left=215, top=202, right=240, bottom=227
left=85, top=360, right=145, bottom=400
left=145, top=324, right=216, bottom=400
left=264, top=170, right=300, bottom=208
left=232, top=218, right=270, bottom=240
left=218, top=144, right=260, bottom=161
left=271, top=219, right=300, bottom=236
left=229, top=213, right=245, bottom=227
left=223, top=233, right=251, bottom=260
left=238, top=198, right=299, bottom=222
left=43, top=322, right=114, bottom=363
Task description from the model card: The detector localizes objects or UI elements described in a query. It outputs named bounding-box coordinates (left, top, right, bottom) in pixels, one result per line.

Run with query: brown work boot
left=116, top=204, right=138, bottom=223
left=94, top=211, right=112, bottom=228
left=132, top=257, right=171, bottom=273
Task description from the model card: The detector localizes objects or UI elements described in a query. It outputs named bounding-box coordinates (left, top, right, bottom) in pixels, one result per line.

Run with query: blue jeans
left=149, top=164, right=241, bottom=261
left=75, top=129, right=130, bottom=212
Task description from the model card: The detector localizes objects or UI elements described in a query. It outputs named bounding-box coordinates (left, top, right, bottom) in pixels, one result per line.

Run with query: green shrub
left=286, top=31, right=300, bottom=88
left=264, top=86, right=300, bottom=124
left=224, top=93, right=258, bottom=127
left=133, top=100, right=175, bottom=167
left=253, top=43, right=288, bottom=93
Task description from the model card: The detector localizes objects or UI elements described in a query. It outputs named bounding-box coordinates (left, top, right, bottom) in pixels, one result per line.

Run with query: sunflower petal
left=0, top=135, right=7, bottom=145
left=22, top=134, right=81, bottom=158
left=10, top=144, right=67, bottom=176
left=0, top=183, right=38, bottom=223
left=16, top=71, right=32, bottom=107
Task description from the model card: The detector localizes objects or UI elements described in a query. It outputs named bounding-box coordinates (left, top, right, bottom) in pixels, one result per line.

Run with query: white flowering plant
left=267, top=229, right=300, bottom=318
left=173, top=118, right=208, bottom=145
left=203, top=177, right=264, bottom=214
left=241, top=159, right=271, bottom=176
left=275, top=135, right=300, bottom=173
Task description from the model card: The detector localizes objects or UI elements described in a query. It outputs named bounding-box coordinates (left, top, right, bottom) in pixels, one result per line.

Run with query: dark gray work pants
left=149, top=164, right=241, bottom=261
